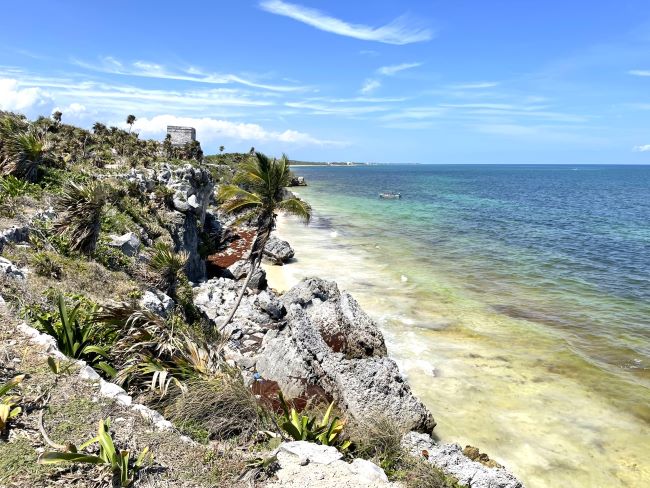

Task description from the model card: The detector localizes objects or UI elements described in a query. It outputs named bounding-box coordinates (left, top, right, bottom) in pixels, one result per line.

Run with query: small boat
left=379, top=192, right=401, bottom=199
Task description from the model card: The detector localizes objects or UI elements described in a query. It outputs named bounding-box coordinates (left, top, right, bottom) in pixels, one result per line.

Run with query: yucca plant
left=148, top=242, right=188, bottom=297
left=278, top=392, right=350, bottom=449
left=54, top=180, right=110, bottom=254
left=0, top=374, right=25, bottom=432
left=217, top=152, right=311, bottom=330
left=27, top=294, right=115, bottom=375
left=0, top=127, right=49, bottom=182
left=39, top=418, right=151, bottom=487
left=96, top=303, right=222, bottom=396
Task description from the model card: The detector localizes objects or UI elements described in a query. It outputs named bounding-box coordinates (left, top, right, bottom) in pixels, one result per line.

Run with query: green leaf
left=38, top=451, right=105, bottom=465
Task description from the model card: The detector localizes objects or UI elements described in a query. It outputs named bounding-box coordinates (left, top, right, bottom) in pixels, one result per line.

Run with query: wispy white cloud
left=360, top=79, right=381, bottom=94
left=377, top=62, right=422, bottom=76
left=259, top=0, right=433, bottom=45
left=628, top=69, right=650, bottom=77
left=633, top=144, right=650, bottom=152
left=285, top=100, right=389, bottom=116
left=52, top=102, right=87, bottom=117
left=131, top=114, right=343, bottom=146
left=449, top=81, right=500, bottom=90
left=0, top=78, right=51, bottom=111
left=72, top=57, right=310, bottom=92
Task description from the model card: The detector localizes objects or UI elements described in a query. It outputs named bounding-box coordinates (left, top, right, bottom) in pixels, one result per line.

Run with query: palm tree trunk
left=219, top=259, right=256, bottom=332
left=219, top=227, right=272, bottom=333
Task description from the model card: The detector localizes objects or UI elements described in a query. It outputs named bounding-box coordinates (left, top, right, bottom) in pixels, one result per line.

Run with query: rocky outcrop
left=108, top=232, right=141, bottom=257
left=159, top=164, right=214, bottom=282
left=193, top=276, right=434, bottom=433
left=140, top=290, right=174, bottom=317
left=263, top=236, right=295, bottom=265
left=281, top=278, right=387, bottom=359
left=228, top=259, right=268, bottom=291
left=402, top=432, right=525, bottom=488
left=0, top=257, right=26, bottom=280
left=267, top=441, right=393, bottom=487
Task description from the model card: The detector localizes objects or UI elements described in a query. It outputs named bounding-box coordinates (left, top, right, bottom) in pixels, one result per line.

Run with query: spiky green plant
left=217, top=152, right=311, bottom=329
left=278, top=392, right=350, bottom=449
left=96, top=303, right=223, bottom=396
left=0, top=374, right=25, bottom=432
left=54, top=180, right=110, bottom=254
left=149, top=242, right=188, bottom=297
left=39, top=418, right=151, bottom=487
left=26, top=294, right=115, bottom=375
left=0, top=127, right=49, bottom=182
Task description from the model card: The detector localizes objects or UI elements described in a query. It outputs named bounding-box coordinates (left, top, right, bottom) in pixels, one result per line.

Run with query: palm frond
left=276, top=197, right=312, bottom=223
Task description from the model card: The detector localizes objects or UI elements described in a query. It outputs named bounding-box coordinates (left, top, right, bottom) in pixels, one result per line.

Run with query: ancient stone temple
left=167, top=126, right=196, bottom=146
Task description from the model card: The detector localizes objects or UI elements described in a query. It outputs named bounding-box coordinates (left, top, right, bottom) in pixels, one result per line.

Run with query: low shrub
left=347, top=416, right=405, bottom=475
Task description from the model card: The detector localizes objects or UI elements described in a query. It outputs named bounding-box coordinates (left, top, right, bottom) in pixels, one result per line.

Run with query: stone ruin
left=167, top=125, right=196, bottom=146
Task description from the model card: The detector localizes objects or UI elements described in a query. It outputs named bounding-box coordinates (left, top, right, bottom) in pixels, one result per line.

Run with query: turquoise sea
left=268, top=164, right=650, bottom=488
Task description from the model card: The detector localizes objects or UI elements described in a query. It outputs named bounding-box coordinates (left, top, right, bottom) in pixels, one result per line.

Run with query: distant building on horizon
left=167, top=126, right=196, bottom=146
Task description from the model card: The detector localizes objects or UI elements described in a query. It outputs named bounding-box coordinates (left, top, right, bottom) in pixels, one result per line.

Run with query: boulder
left=255, top=303, right=434, bottom=432
left=0, top=257, right=26, bottom=280
left=263, top=236, right=295, bottom=265
left=401, top=432, right=525, bottom=488
left=167, top=210, right=205, bottom=282
left=108, top=232, right=141, bottom=257
left=282, top=277, right=386, bottom=359
left=269, top=442, right=393, bottom=487
left=140, top=290, right=174, bottom=317
left=227, top=260, right=267, bottom=291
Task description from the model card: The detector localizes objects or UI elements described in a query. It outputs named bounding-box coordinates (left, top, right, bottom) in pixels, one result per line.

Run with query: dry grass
left=163, top=374, right=267, bottom=442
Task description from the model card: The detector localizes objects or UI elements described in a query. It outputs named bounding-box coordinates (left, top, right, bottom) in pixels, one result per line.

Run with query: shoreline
left=265, top=199, right=650, bottom=488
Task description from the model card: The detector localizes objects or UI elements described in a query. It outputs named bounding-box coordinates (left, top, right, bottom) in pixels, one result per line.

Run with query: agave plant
left=278, top=392, right=350, bottom=449
left=0, top=127, right=49, bottom=182
left=54, top=180, right=110, bottom=254
left=27, top=294, right=115, bottom=375
left=0, top=374, right=25, bottom=432
left=39, top=418, right=151, bottom=487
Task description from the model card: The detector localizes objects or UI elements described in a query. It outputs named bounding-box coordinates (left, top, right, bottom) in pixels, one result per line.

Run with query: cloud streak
left=633, top=144, right=650, bottom=152
left=377, top=62, right=422, bottom=76
left=360, top=79, right=381, bottom=94
left=628, top=69, right=650, bottom=77
left=73, top=57, right=309, bottom=92
left=259, top=1, right=432, bottom=45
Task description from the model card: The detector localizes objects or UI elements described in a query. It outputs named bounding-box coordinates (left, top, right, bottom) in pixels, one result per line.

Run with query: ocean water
left=266, top=164, right=650, bottom=488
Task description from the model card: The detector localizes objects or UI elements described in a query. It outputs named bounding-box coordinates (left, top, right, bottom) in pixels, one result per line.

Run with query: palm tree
left=219, top=145, right=225, bottom=153
left=126, top=115, right=136, bottom=133
left=218, top=152, right=311, bottom=330
left=52, top=111, right=62, bottom=124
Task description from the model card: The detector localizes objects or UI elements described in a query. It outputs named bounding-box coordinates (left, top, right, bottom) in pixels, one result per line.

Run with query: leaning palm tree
left=217, top=152, right=311, bottom=330
left=54, top=180, right=110, bottom=254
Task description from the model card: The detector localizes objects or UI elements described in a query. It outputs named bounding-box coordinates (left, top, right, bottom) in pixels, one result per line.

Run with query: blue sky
left=1, top=0, right=650, bottom=163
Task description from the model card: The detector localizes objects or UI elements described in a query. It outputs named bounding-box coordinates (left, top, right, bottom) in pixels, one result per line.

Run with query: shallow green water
left=272, top=164, right=650, bottom=487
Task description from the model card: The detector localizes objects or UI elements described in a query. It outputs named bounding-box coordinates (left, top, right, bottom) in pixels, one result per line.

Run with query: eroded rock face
left=401, top=432, right=525, bottom=488
left=282, top=277, right=387, bottom=359
left=140, top=290, right=174, bottom=317
left=194, top=276, right=434, bottom=433
left=257, top=305, right=434, bottom=432
left=263, top=236, right=295, bottom=265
